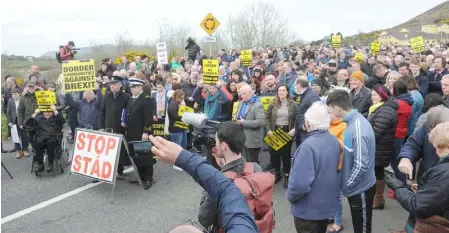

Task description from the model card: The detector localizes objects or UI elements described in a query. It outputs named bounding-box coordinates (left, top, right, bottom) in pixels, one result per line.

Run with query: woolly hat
left=350, top=71, right=364, bottom=83
left=311, top=78, right=323, bottom=87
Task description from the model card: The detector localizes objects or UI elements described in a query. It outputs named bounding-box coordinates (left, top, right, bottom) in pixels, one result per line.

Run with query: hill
left=393, top=1, right=449, bottom=29
left=40, top=47, right=93, bottom=59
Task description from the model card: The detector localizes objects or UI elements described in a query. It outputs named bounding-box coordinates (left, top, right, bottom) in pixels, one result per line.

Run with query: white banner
left=157, top=42, right=168, bottom=65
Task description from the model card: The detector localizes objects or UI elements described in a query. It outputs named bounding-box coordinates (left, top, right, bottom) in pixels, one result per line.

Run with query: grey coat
left=198, top=157, right=262, bottom=233
left=236, top=100, right=266, bottom=148
left=350, top=86, right=372, bottom=118
left=7, top=98, right=19, bottom=124
left=17, top=92, right=38, bottom=126
left=116, top=63, right=130, bottom=71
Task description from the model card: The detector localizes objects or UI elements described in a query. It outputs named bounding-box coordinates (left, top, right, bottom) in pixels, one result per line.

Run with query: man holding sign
left=25, top=105, right=65, bottom=172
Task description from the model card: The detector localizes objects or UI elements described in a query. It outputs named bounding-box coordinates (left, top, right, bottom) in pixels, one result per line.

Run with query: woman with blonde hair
left=385, top=70, right=401, bottom=91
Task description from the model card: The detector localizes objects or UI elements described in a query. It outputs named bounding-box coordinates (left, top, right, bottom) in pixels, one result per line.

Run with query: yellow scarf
left=369, top=102, right=384, bottom=116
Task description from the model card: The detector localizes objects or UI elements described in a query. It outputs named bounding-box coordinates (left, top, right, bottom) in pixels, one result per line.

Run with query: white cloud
left=1, top=0, right=446, bottom=56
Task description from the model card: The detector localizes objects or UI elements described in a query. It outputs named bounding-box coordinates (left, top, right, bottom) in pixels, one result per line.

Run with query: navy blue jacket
left=175, top=150, right=258, bottom=233
left=66, top=91, right=103, bottom=129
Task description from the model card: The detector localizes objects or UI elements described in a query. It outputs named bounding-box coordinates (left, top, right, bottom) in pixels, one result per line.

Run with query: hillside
left=393, top=1, right=449, bottom=29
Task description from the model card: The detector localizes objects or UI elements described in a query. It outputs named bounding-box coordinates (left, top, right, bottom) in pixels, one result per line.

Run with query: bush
left=114, top=51, right=155, bottom=64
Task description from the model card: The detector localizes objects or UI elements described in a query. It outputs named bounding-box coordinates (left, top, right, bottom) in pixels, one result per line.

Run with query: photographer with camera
left=58, top=41, right=77, bottom=62
left=185, top=37, right=200, bottom=62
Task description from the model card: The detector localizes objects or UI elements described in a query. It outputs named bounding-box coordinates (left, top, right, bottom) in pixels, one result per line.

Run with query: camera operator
left=185, top=37, right=200, bottom=62
left=59, top=41, right=77, bottom=61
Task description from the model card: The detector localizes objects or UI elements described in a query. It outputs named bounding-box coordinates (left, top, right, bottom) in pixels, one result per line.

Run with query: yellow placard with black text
left=260, top=97, right=274, bottom=113
left=178, top=105, right=194, bottom=116
left=232, top=102, right=239, bottom=118
left=202, top=59, right=219, bottom=85
left=410, top=36, right=425, bottom=53
left=62, top=59, right=96, bottom=93
left=241, top=50, right=253, bottom=67
left=332, top=35, right=342, bottom=48
left=35, top=91, right=56, bottom=112
left=264, top=128, right=293, bottom=151
left=370, top=42, right=380, bottom=55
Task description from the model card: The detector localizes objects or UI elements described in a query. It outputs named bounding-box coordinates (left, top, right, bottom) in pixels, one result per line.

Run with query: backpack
left=56, top=46, right=64, bottom=63
left=218, top=163, right=275, bottom=233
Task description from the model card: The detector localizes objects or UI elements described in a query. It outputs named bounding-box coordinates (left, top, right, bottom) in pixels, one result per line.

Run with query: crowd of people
left=2, top=38, right=449, bottom=233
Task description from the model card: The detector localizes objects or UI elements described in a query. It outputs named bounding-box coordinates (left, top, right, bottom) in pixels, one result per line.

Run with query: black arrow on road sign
left=204, top=18, right=216, bottom=30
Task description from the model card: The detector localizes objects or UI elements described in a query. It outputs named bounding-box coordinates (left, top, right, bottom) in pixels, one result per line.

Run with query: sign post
left=200, top=13, right=220, bottom=58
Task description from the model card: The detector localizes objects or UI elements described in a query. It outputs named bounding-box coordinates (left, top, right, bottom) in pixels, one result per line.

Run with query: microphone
left=181, top=112, right=208, bottom=127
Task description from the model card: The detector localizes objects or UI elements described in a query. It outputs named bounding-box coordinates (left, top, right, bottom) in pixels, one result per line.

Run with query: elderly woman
left=192, top=80, right=233, bottom=121
left=386, top=121, right=449, bottom=233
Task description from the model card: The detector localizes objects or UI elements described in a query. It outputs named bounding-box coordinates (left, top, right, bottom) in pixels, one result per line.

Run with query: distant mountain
left=40, top=47, right=92, bottom=59
left=393, top=1, right=449, bottom=29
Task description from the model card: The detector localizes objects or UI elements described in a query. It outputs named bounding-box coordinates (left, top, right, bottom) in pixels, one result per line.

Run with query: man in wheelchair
left=25, top=105, right=65, bottom=172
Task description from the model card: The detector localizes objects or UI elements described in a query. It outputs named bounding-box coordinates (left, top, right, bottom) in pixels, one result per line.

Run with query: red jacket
left=59, top=45, right=74, bottom=61
left=395, top=99, right=412, bottom=138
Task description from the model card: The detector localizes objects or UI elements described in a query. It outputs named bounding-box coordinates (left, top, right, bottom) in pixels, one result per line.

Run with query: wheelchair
left=25, top=127, right=67, bottom=176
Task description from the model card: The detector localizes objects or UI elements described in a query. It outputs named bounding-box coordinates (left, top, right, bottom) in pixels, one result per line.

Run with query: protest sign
left=157, top=42, right=168, bottom=65
left=178, top=105, right=194, bottom=116
left=241, top=50, right=253, bottom=67
left=70, top=129, right=121, bottom=183
left=152, top=119, right=168, bottom=136
left=370, top=42, right=380, bottom=55
left=62, top=59, right=96, bottom=93
left=331, top=35, right=342, bottom=48
left=232, top=102, right=239, bottom=118
left=410, top=36, right=425, bottom=53
left=35, top=91, right=56, bottom=111
left=355, top=52, right=364, bottom=62
left=202, top=59, right=219, bottom=84
left=260, top=96, right=274, bottom=113
left=264, top=128, right=292, bottom=151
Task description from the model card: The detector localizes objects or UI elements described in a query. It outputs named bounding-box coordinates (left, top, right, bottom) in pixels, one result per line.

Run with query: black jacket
left=25, top=113, right=65, bottom=139
left=361, top=62, right=373, bottom=77
left=427, top=68, right=449, bottom=95
left=368, top=99, right=399, bottom=167
left=365, top=71, right=388, bottom=89
left=350, top=86, right=372, bottom=118
left=167, top=99, right=185, bottom=133
left=395, top=157, right=449, bottom=220
left=98, top=90, right=130, bottom=134
left=295, top=87, right=320, bottom=130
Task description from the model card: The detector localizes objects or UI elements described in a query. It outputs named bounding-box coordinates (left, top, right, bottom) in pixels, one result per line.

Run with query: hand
left=153, top=116, right=158, bottom=121
left=411, top=184, right=418, bottom=193
left=267, top=130, right=274, bottom=137
left=384, top=171, right=405, bottom=191
left=188, top=97, right=194, bottom=102
left=197, top=80, right=204, bottom=88
left=51, top=105, right=56, bottom=112
left=398, top=158, right=414, bottom=179
left=288, top=129, right=295, bottom=137
left=142, top=133, right=149, bottom=141
left=237, top=118, right=244, bottom=125
left=121, top=123, right=126, bottom=128
left=149, top=135, right=183, bottom=164
left=34, top=108, right=40, bottom=115
left=19, top=125, right=23, bottom=129
left=8, top=123, right=12, bottom=128
left=216, top=80, right=222, bottom=87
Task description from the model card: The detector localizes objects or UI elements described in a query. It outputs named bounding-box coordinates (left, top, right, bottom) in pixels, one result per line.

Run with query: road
left=1, top=138, right=409, bottom=233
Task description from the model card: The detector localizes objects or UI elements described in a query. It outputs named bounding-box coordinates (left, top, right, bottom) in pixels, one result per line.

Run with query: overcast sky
left=1, top=0, right=447, bottom=56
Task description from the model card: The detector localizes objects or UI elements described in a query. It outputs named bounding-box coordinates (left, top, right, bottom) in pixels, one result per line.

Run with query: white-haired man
left=287, top=102, right=340, bottom=233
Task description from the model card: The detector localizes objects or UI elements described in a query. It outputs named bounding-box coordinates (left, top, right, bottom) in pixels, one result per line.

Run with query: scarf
left=204, top=92, right=221, bottom=120
left=156, top=92, right=166, bottom=118
left=368, top=102, right=384, bottom=116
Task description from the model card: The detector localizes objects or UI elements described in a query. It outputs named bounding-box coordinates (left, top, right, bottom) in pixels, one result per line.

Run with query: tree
left=223, top=1, right=294, bottom=48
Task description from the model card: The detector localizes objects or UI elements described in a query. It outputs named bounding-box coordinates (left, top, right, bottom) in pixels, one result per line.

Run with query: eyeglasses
left=167, top=219, right=210, bottom=233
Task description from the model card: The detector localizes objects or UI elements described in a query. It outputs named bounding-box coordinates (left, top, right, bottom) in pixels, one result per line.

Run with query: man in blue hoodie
left=326, top=90, right=376, bottom=233
left=287, top=101, right=340, bottom=233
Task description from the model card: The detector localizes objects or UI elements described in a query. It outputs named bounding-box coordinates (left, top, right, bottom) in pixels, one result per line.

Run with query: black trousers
left=136, top=165, right=153, bottom=181
left=34, top=137, right=58, bottom=164
left=293, top=217, right=328, bottom=233
left=374, top=166, right=385, bottom=181
left=269, top=126, right=292, bottom=174
left=347, top=184, right=376, bottom=233
left=245, top=147, right=261, bottom=164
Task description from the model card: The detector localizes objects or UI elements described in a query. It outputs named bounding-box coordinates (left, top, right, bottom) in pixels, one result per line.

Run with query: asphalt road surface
left=1, top=138, right=409, bottom=233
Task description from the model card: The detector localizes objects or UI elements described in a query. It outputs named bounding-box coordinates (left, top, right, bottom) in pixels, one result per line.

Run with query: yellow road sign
left=200, top=13, right=220, bottom=36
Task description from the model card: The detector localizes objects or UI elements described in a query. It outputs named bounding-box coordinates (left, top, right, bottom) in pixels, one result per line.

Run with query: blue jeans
left=391, top=138, right=406, bottom=182
left=334, top=171, right=343, bottom=226
left=14, top=143, right=21, bottom=150
left=171, top=132, right=187, bottom=149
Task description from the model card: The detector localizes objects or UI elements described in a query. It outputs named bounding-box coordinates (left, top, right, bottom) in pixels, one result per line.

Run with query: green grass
left=1, top=113, right=8, bottom=139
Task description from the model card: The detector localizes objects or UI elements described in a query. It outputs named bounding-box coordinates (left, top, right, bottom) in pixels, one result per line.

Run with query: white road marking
left=1, top=167, right=134, bottom=225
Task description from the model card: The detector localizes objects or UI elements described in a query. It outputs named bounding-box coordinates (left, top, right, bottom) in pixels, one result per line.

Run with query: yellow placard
left=35, top=91, right=56, bottom=106
left=62, top=59, right=96, bottom=93
left=260, top=96, right=274, bottom=113
left=370, top=42, right=380, bottom=55
left=355, top=52, right=363, bottom=62
left=178, top=105, right=194, bottom=116
left=174, top=121, right=189, bottom=130
left=152, top=119, right=168, bottom=136
left=200, top=13, right=220, bottom=36
left=264, top=128, right=293, bottom=151
left=332, top=35, right=342, bottom=48
left=410, top=36, right=425, bottom=53
left=241, top=50, right=253, bottom=67
left=232, top=102, right=239, bottom=118
left=202, top=59, right=219, bottom=85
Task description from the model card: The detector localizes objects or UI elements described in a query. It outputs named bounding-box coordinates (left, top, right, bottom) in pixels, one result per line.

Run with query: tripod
left=1, top=145, right=14, bottom=179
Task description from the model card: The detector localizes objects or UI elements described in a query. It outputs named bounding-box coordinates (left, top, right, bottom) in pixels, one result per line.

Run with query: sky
left=1, top=0, right=447, bottom=57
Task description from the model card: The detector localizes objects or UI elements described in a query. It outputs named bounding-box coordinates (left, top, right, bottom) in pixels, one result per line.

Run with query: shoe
left=373, top=180, right=386, bottom=209
left=328, top=218, right=335, bottom=224
left=33, top=163, right=44, bottom=173
left=15, top=151, right=22, bottom=159
left=116, top=170, right=125, bottom=179
left=143, top=180, right=152, bottom=190
left=6, top=136, right=11, bottom=140
left=327, top=225, right=343, bottom=233
left=22, top=150, right=30, bottom=157
left=129, top=178, right=139, bottom=184
left=91, top=180, right=100, bottom=183
left=284, top=174, right=289, bottom=189
left=46, top=163, right=54, bottom=172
